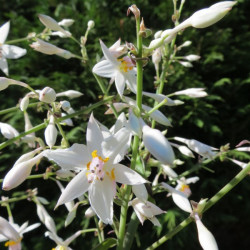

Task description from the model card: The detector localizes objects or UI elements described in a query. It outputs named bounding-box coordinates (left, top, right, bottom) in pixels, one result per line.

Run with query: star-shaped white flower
left=0, top=21, right=27, bottom=75
left=92, top=40, right=137, bottom=96
left=44, top=113, right=147, bottom=224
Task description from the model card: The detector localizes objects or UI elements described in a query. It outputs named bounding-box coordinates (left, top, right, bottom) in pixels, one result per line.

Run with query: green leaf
left=92, top=238, right=117, bottom=250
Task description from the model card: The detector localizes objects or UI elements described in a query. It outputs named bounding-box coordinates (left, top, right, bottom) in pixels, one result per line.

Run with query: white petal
left=161, top=164, right=178, bottom=178
left=195, top=216, right=219, bottom=250
left=2, top=45, right=27, bottom=59
left=142, top=126, right=175, bottom=165
left=149, top=217, right=161, bottom=227
left=43, top=144, right=89, bottom=170
left=129, top=108, right=142, bottom=136
left=185, top=176, right=199, bottom=184
left=132, top=184, right=148, bottom=201
left=92, top=60, right=116, bottom=78
left=100, top=40, right=118, bottom=66
left=115, top=71, right=126, bottom=96
left=0, top=217, right=20, bottom=242
left=0, top=21, right=10, bottom=43
left=0, top=122, right=19, bottom=139
left=0, top=57, right=8, bottom=75
left=112, top=164, right=148, bottom=185
left=64, top=230, right=82, bottom=245
left=172, top=192, right=192, bottom=213
left=88, top=177, right=114, bottom=224
left=102, top=127, right=131, bottom=163
left=56, top=169, right=89, bottom=206
left=45, top=231, right=64, bottom=246
left=124, top=69, right=137, bottom=93
left=22, top=223, right=40, bottom=234
left=87, top=114, right=104, bottom=155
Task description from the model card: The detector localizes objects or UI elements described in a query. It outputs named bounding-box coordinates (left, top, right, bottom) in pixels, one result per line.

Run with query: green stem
left=94, top=216, right=104, bottom=243
left=146, top=163, right=250, bottom=249
left=5, top=37, right=29, bottom=44
left=146, top=99, right=167, bottom=116
left=0, top=97, right=113, bottom=150
left=0, top=195, right=28, bottom=205
left=0, top=102, right=39, bottom=115
left=56, top=121, right=70, bottom=148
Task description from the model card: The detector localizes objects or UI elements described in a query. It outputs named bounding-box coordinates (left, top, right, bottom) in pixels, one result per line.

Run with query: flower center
left=117, top=56, right=134, bottom=73
left=86, top=150, right=109, bottom=183
left=179, top=184, right=191, bottom=197
left=5, top=238, right=22, bottom=247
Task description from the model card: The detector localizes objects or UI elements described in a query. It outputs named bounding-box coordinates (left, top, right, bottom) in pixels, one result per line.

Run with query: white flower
left=43, top=114, right=147, bottom=224
left=132, top=184, right=148, bottom=202
left=45, top=116, right=58, bottom=148
left=161, top=182, right=192, bottom=213
left=129, top=198, right=165, bottom=226
left=173, top=88, right=208, bottom=98
left=92, top=40, right=137, bottom=96
left=0, top=77, right=28, bottom=91
left=184, top=54, right=201, bottom=61
left=174, top=137, right=218, bottom=159
left=194, top=213, right=219, bottom=250
left=56, top=90, right=83, bottom=99
left=30, top=39, right=74, bottom=59
left=179, top=61, right=193, bottom=67
left=2, top=148, right=44, bottom=190
left=45, top=230, right=82, bottom=250
left=38, top=14, right=71, bottom=37
left=0, top=122, right=19, bottom=139
left=0, top=21, right=27, bottom=75
left=0, top=216, right=40, bottom=249
left=142, top=125, right=175, bottom=166
left=39, top=86, right=56, bottom=103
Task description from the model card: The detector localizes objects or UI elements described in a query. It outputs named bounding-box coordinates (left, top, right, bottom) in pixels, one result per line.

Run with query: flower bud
left=87, top=20, right=95, bottom=29
left=45, top=116, right=58, bottom=148
left=56, top=90, right=83, bottom=99
left=154, top=30, right=162, bottom=39
left=0, top=77, right=11, bottom=91
left=60, top=100, right=71, bottom=111
left=142, top=125, right=175, bottom=165
left=20, top=96, right=29, bottom=111
left=179, top=61, right=193, bottom=67
left=58, top=19, right=75, bottom=27
left=0, top=122, right=19, bottom=139
left=189, top=1, right=237, bottom=29
left=173, top=88, right=207, bottom=98
left=85, top=207, right=96, bottom=218
left=2, top=151, right=44, bottom=190
left=39, top=87, right=56, bottom=103
left=184, top=54, right=201, bottom=61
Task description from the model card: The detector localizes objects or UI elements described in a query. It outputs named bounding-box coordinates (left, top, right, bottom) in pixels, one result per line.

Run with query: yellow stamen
left=111, top=168, right=115, bottom=180
left=180, top=184, right=189, bottom=192
left=91, top=150, right=98, bottom=158
left=5, top=238, right=22, bottom=247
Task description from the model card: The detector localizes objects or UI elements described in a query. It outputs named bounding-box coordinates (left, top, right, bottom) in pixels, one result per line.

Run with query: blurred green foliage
left=0, top=0, right=250, bottom=249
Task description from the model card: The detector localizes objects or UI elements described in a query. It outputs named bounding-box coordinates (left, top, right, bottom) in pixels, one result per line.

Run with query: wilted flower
left=30, top=39, right=74, bottom=59
left=43, top=114, right=147, bottom=224
left=173, top=88, right=207, bottom=98
left=0, top=122, right=19, bottom=139
left=0, top=21, right=27, bottom=75
left=129, top=198, right=165, bottom=226
left=93, top=40, right=137, bottom=96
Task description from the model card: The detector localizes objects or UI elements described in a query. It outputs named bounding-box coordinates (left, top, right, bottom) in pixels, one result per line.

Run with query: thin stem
left=0, top=195, right=28, bottom=205
left=94, top=216, right=104, bottom=243
left=146, top=99, right=167, bottom=116
left=56, top=121, right=70, bottom=148
left=5, top=37, right=30, bottom=44
left=146, top=163, right=250, bottom=249
left=0, top=102, right=39, bottom=115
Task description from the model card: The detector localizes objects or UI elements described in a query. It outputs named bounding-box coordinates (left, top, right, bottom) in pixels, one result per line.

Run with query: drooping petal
left=115, top=71, right=126, bottom=97
left=87, top=114, right=104, bottom=155
left=56, top=169, right=89, bottom=207
left=124, top=69, right=137, bottom=94
left=0, top=57, right=8, bottom=75
left=112, top=163, right=148, bottom=185
left=43, top=144, right=90, bottom=170
left=195, top=214, right=219, bottom=250
left=0, top=21, right=10, bottom=44
left=0, top=217, right=20, bottom=242
left=88, top=177, right=114, bottom=224
left=92, top=60, right=116, bottom=78
left=2, top=45, right=27, bottom=59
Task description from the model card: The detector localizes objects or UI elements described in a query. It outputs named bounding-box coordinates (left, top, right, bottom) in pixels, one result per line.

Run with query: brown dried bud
left=127, top=4, right=140, bottom=18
